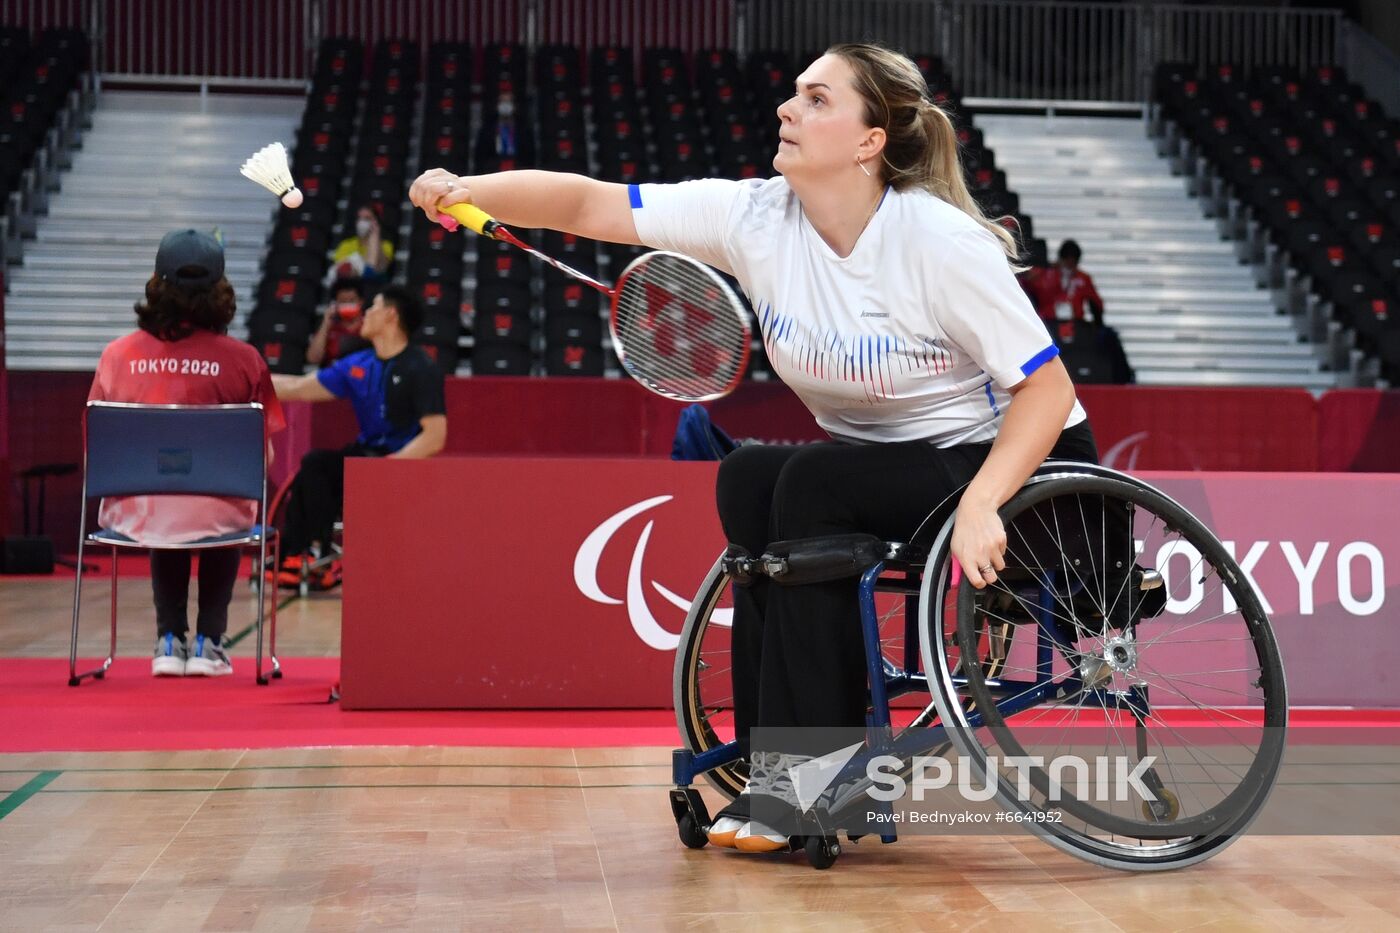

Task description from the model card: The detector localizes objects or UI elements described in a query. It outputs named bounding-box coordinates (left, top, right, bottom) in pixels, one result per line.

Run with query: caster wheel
left=677, top=813, right=709, bottom=850
left=68, top=677, right=80, bottom=687
left=1142, top=787, right=1180, bottom=822
left=804, top=835, right=840, bottom=870
left=257, top=675, right=270, bottom=686
left=272, top=669, right=283, bottom=680
left=93, top=671, right=105, bottom=680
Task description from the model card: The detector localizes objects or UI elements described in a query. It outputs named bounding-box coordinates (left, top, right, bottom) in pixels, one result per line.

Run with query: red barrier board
left=5, top=374, right=1395, bottom=555
left=1317, top=389, right=1400, bottom=472
left=343, top=458, right=1400, bottom=710
left=341, top=458, right=727, bottom=709
left=1077, top=385, right=1320, bottom=471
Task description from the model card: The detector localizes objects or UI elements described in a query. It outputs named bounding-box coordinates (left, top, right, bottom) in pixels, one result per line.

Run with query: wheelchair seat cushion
left=760, top=533, right=885, bottom=585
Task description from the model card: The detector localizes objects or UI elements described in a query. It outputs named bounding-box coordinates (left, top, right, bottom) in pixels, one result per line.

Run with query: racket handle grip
left=440, top=202, right=500, bottom=238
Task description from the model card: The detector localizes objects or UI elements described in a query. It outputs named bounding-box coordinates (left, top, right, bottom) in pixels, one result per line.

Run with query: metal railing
left=0, top=0, right=90, bottom=32
left=98, top=0, right=311, bottom=85
left=945, top=1, right=1144, bottom=102
left=1, top=0, right=1392, bottom=107
left=533, top=0, right=733, bottom=60
left=744, top=0, right=1346, bottom=103
left=311, top=0, right=734, bottom=75
left=316, top=0, right=526, bottom=52
left=1148, top=4, right=1341, bottom=80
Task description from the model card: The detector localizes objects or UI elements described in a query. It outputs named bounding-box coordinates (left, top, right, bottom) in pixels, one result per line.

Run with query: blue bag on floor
left=671, top=404, right=739, bottom=461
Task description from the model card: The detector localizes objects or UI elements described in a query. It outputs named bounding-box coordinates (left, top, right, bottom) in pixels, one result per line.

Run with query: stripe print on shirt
left=757, top=299, right=955, bottom=404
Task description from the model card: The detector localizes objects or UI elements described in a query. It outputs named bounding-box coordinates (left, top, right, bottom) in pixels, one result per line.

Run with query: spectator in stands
left=270, top=285, right=447, bottom=582
left=331, top=204, right=393, bottom=284
left=1023, top=240, right=1135, bottom=384
left=495, top=88, right=519, bottom=158
left=307, top=277, right=369, bottom=367
left=87, top=229, right=285, bottom=677
left=1025, top=239, right=1105, bottom=325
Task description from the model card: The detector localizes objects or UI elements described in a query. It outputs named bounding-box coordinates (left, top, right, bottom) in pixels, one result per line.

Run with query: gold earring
left=856, top=156, right=871, bottom=177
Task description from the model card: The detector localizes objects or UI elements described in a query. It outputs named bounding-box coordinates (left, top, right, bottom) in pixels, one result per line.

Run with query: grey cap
left=155, top=229, right=225, bottom=288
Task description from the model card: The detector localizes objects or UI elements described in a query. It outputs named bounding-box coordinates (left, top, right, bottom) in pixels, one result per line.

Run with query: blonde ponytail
left=828, top=43, right=1023, bottom=267
left=918, top=102, right=1022, bottom=266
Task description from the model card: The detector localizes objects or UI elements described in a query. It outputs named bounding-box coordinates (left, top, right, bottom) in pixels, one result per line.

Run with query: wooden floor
left=4, top=576, right=1400, bottom=931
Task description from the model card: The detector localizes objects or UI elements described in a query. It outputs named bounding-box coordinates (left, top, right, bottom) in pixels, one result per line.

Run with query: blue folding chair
left=68, top=402, right=281, bottom=685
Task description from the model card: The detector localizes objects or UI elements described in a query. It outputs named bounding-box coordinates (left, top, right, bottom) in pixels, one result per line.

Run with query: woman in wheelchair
left=408, top=43, right=1285, bottom=869
left=697, top=44, right=1101, bottom=853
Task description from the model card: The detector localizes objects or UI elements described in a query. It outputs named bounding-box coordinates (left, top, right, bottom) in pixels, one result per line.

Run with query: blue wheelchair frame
left=670, top=550, right=1152, bottom=844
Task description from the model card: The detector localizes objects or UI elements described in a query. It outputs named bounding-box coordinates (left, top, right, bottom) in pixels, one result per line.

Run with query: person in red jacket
left=1024, top=239, right=1105, bottom=325
left=88, top=229, right=285, bottom=677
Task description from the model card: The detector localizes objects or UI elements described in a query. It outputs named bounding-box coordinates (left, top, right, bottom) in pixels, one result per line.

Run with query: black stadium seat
left=473, top=343, right=534, bottom=376
left=235, top=41, right=1044, bottom=381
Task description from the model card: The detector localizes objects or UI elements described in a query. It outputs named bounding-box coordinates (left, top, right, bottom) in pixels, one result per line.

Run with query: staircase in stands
left=3, top=90, right=299, bottom=372
left=979, top=113, right=1341, bottom=389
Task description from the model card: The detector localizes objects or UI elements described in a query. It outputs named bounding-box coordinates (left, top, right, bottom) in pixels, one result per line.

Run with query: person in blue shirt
left=272, top=285, right=448, bottom=575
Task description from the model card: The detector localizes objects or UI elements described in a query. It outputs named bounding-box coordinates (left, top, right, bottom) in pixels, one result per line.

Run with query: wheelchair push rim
left=921, top=471, right=1288, bottom=870
left=673, top=553, right=748, bottom=799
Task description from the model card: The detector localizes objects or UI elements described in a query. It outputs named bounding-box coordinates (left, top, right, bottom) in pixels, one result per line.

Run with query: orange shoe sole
left=707, top=827, right=740, bottom=848
left=734, top=834, right=788, bottom=853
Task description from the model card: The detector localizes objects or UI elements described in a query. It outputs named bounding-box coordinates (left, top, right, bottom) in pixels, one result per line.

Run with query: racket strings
left=614, top=254, right=750, bottom=401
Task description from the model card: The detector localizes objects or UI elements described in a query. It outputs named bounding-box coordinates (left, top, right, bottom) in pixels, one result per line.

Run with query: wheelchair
left=669, top=463, right=1287, bottom=871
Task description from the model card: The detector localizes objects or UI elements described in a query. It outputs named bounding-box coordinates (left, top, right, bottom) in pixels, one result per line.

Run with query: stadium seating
left=0, top=27, right=92, bottom=264
left=246, top=43, right=1037, bottom=382
left=249, top=37, right=363, bottom=372
left=1157, top=61, right=1400, bottom=383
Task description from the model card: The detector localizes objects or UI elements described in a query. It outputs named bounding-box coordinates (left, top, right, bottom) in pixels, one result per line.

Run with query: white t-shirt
left=629, top=177, right=1087, bottom=446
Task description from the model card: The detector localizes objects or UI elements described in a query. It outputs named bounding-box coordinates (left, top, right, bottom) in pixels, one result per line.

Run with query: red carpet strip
left=0, top=659, right=677, bottom=752
left=2, top=659, right=1396, bottom=753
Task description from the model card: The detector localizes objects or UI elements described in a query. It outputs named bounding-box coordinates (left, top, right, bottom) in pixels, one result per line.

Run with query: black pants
left=715, top=420, right=1099, bottom=754
left=281, top=443, right=386, bottom=556
left=151, top=547, right=242, bottom=641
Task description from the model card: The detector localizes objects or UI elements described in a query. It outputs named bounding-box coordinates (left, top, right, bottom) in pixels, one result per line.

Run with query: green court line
left=0, top=771, right=62, bottom=820
left=222, top=593, right=300, bottom=649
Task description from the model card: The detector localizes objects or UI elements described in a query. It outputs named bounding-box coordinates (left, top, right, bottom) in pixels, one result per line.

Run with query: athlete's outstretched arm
left=408, top=168, right=644, bottom=246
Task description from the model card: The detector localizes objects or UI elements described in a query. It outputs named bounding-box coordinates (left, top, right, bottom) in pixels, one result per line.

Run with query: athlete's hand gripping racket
left=439, top=202, right=751, bottom=401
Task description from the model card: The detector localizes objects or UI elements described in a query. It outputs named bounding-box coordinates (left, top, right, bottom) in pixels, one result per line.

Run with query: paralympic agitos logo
left=572, top=495, right=731, bottom=650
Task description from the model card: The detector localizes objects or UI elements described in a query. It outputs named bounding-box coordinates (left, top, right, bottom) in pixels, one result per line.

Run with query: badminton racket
left=440, top=202, right=751, bottom=401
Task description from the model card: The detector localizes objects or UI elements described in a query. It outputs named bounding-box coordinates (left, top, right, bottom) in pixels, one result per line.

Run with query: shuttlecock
left=240, top=142, right=303, bottom=208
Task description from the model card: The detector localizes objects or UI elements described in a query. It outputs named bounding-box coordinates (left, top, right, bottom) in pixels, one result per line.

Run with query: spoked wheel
left=674, top=555, right=748, bottom=799
left=921, top=471, right=1287, bottom=870
left=675, top=550, right=1004, bottom=804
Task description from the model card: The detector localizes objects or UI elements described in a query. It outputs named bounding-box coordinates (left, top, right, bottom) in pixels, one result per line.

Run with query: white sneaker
left=707, top=784, right=751, bottom=847
left=152, top=634, right=188, bottom=676
left=185, top=634, right=233, bottom=677
left=707, top=815, right=745, bottom=847
left=729, top=751, right=809, bottom=853
left=734, top=819, right=789, bottom=853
